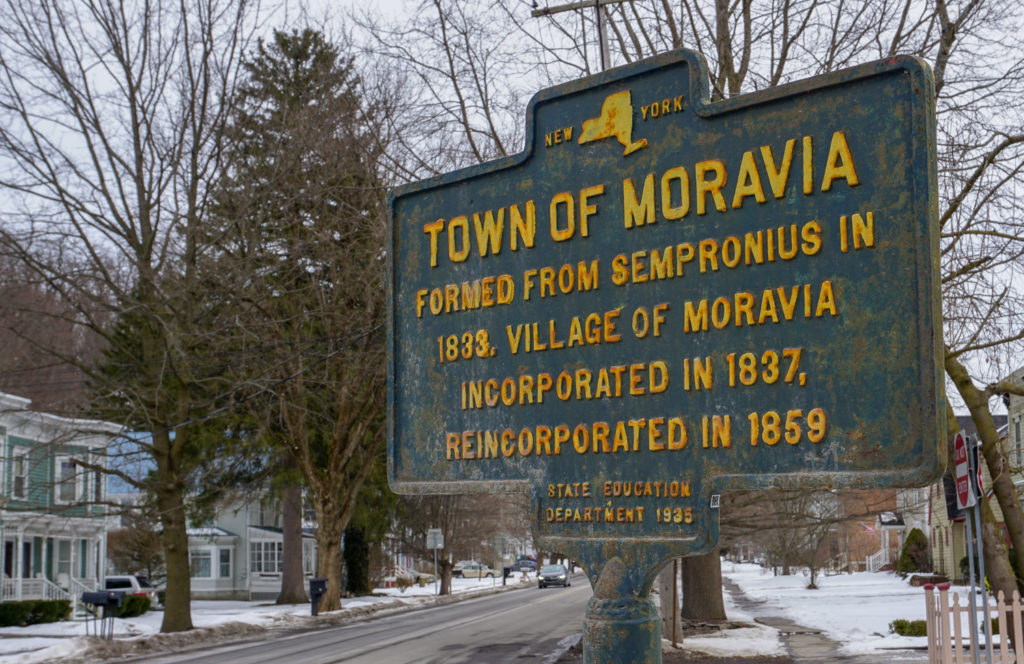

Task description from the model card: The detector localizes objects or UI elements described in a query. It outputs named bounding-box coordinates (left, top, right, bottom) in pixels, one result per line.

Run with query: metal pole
left=967, top=437, right=993, bottom=664
left=594, top=0, right=610, bottom=71
left=671, top=559, right=679, bottom=648
left=973, top=502, right=993, bottom=664
left=532, top=0, right=628, bottom=73
left=434, top=546, right=438, bottom=595
left=965, top=509, right=981, bottom=664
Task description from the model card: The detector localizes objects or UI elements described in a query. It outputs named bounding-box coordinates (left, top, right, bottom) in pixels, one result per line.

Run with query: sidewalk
left=722, top=578, right=929, bottom=663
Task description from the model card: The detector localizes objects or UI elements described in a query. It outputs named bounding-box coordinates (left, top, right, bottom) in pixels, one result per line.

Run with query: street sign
left=389, top=49, right=943, bottom=563
left=426, top=528, right=444, bottom=550
left=954, top=431, right=975, bottom=510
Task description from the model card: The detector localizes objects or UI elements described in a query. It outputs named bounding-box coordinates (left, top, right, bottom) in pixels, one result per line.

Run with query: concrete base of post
left=583, top=595, right=662, bottom=664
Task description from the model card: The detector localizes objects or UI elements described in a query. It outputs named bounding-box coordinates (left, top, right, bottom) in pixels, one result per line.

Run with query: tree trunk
left=155, top=433, right=193, bottom=632
left=681, top=547, right=726, bottom=621
left=316, top=514, right=344, bottom=613
left=277, top=483, right=307, bottom=604
left=439, top=558, right=453, bottom=595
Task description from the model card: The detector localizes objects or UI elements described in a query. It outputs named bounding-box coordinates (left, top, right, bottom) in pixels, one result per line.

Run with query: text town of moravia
left=406, top=130, right=872, bottom=491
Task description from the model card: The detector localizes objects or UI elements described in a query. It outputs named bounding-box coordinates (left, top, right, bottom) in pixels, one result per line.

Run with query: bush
left=110, top=595, right=151, bottom=618
left=29, top=600, right=71, bottom=624
left=889, top=618, right=928, bottom=636
left=0, top=600, right=71, bottom=627
left=959, top=549, right=1024, bottom=593
left=896, top=528, right=930, bottom=576
left=0, top=601, right=33, bottom=627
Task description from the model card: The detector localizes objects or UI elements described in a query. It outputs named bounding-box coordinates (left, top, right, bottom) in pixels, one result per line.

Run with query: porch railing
left=866, top=547, right=896, bottom=573
left=1, top=577, right=71, bottom=603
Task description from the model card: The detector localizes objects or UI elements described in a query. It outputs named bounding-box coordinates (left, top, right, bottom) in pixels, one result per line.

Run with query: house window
left=250, top=541, right=282, bottom=574
left=57, top=540, right=71, bottom=576
left=219, top=548, right=231, bottom=578
left=1015, top=418, right=1022, bottom=466
left=190, top=549, right=212, bottom=578
left=55, top=457, right=78, bottom=504
left=12, top=450, right=27, bottom=500
left=302, top=540, right=315, bottom=576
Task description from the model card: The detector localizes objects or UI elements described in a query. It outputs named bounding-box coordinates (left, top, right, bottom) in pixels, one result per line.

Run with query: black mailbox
left=309, top=577, right=327, bottom=616
left=82, top=590, right=124, bottom=609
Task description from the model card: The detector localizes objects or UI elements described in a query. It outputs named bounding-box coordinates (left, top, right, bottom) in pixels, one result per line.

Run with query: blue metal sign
left=390, top=46, right=941, bottom=543
left=388, top=49, right=942, bottom=661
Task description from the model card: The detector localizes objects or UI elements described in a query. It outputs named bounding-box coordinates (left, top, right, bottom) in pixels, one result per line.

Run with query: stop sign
left=954, top=431, right=976, bottom=510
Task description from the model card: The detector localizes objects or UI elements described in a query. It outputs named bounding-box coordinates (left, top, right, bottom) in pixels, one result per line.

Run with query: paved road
left=125, top=581, right=591, bottom=664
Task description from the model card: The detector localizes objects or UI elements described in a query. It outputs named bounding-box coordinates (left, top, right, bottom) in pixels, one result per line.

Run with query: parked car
left=385, top=565, right=435, bottom=585
left=538, top=564, right=570, bottom=588
left=104, top=575, right=160, bottom=607
left=454, top=562, right=497, bottom=579
left=516, top=557, right=537, bottom=572
left=451, top=560, right=479, bottom=578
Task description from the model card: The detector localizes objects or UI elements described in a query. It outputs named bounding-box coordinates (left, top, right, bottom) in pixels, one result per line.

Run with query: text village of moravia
left=418, top=129, right=867, bottom=466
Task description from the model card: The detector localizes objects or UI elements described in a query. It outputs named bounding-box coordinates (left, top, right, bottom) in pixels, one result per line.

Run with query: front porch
left=0, top=512, right=105, bottom=611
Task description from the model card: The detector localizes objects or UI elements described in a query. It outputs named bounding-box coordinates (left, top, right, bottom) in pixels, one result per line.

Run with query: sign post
left=388, top=49, right=943, bottom=663
left=427, top=528, right=443, bottom=595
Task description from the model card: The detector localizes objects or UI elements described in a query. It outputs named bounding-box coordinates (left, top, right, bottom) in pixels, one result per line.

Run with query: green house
left=0, top=392, right=120, bottom=604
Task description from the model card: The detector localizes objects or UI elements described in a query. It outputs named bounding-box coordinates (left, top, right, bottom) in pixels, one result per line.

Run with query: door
left=21, top=541, right=30, bottom=578
left=2, top=541, right=11, bottom=578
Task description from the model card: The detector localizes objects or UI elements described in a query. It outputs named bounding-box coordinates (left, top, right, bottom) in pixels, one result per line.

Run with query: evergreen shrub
left=896, top=528, right=930, bottom=575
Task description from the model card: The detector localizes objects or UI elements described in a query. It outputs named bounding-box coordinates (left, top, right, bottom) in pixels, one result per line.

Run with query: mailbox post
left=82, top=590, right=124, bottom=639
left=389, top=48, right=943, bottom=663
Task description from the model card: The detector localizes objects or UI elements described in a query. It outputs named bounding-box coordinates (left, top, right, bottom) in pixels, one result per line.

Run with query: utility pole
left=531, top=0, right=630, bottom=72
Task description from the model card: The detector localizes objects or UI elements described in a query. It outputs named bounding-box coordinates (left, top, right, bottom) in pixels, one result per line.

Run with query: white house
left=0, top=391, right=120, bottom=602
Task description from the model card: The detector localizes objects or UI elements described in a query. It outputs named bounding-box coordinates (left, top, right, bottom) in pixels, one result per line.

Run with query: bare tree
left=0, top=0, right=260, bottom=632
left=395, top=493, right=531, bottom=594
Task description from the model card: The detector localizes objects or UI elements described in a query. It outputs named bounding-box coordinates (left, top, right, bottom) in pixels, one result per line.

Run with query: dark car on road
left=538, top=564, right=571, bottom=588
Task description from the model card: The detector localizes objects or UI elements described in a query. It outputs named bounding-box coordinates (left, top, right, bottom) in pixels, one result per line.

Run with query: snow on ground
left=0, top=565, right=939, bottom=662
left=0, top=574, right=526, bottom=664
left=720, top=561, right=930, bottom=656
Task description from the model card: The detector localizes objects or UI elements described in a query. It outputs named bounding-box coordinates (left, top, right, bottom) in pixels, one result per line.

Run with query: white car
left=103, top=575, right=160, bottom=607
left=453, top=563, right=496, bottom=579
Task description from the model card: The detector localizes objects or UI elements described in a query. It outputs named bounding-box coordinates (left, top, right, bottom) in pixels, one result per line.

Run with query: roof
left=249, top=525, right=316, bottom=539
left=877, top=511, right=904, bottom=528
left=956, top=414, right=1007, bottom=438
left=187, top=526, right=237, bottom=538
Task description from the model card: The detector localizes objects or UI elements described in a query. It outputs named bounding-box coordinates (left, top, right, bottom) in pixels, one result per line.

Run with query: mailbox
left=82, top=590, right=124, bottom=609
left=309, top=577, right=327, bottom=616
left=81, top=590, right=124, bottom=639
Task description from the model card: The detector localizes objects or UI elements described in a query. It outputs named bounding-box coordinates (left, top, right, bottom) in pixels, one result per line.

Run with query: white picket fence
left=924, top=583, right=1024, bottom=663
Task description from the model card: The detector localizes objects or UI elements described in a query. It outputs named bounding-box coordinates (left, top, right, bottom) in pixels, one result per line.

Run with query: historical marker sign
left=388, top=50, right=943, bottom=565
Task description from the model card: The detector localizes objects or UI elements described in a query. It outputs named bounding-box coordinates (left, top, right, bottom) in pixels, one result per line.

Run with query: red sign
left=954, top=431, right=975, bottom=510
